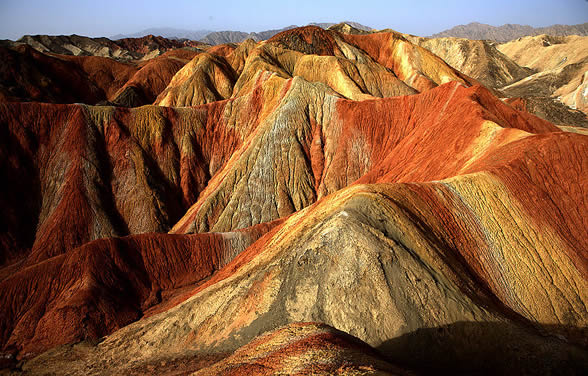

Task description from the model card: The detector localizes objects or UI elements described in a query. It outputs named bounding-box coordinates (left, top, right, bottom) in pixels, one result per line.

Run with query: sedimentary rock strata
left=0, top=25, right=586, bottom=375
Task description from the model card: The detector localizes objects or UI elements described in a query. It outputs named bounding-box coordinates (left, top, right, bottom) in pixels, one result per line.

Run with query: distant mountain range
left=112, top=22, right=373, bottom=45
left=111, top=27, right=213, bottom=41
left=431, top=22, right=588, bottom=42
left=12, top=34, right=204, bottom=60
left=199, top=25, right=299, bottom=45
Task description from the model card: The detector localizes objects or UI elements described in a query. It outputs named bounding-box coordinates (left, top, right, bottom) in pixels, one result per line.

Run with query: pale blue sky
left=0, top=0, right=587, bottom=40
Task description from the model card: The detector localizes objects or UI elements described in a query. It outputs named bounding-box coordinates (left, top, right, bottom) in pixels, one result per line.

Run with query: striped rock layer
left=0, top=26, right=586, bottom=375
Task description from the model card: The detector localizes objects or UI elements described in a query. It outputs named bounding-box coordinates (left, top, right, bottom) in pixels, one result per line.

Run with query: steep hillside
left=406, top=31, right=588, bottom=127
left=2, top=80, right=586, bottom=374
left=154, top=53, right=237, bottom=107
left=157, top=26, right=474, bottom=109
left=111, top=49, right=201, bottom=107
left=0, top=223, right=280, bottom=357
left=0, top=44, right=137, bottom=104
left=404, top=35, right=531, bottom=87
left=499, top=34, right=588, bottom=113
left=0, top=44, right=199, bottom=106
left=113, top=35, right=204, bottom=59
left=0, top=101, right=254, bottom=265
left=0, top=25, right=586, bottom=375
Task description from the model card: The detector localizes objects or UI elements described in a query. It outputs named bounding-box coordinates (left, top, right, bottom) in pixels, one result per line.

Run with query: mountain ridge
left=111, top=27, right=213, bottom=41
left=200, top=21, right=373, bottom=44
left=112, top=21, right=372, bottom=45
left=432, top=21, right=588, bottom=42
left=0, top=24, right=587, bottom=375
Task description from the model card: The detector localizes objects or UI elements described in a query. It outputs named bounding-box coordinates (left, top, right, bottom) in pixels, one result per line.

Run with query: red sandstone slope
left=59, top=55, right=139, bottom=100
left=170, top=80, right=556, bottom=234
left=0, top=100, right=256, bottom=265
left=0, top=26, right=586, bottom=375
left=158, top=26, right=484, bottom=109
left=340, top=31, right=478, bottom=91
left=112, top=50, right=201, bottom=107
left=0, top=220, right=280, bottom=357
left=154, top=53, right=237, bottom=107
left=193, top=323, right=409, bottom=375
left=266, top=26, right=345, bottom=56
left=2, top=80, right=585, bottom=368
left=77, top=111, right=584, bottom=374
left=0, top=44, right=138, bottom=104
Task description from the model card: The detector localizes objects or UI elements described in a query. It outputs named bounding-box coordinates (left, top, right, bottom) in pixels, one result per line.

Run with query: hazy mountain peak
left=111, top=27, right=213, bottom=41
left=432, top=21, right=588, bottom=42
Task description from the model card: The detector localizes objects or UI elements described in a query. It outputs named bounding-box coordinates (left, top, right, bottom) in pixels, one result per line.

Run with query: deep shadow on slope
left=505, top=96, right=588, bottom=128
left=379, top=321, right=588, bottom=375
left=7, top=321, right=587, bottom=375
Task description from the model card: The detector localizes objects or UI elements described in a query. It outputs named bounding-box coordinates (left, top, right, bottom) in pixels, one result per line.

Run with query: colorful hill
left=499, top=34, right=588, bottom=113
left=0, top=25, right=586, bottom=375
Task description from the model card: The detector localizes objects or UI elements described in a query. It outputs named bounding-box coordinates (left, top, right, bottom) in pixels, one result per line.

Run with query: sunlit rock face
left=1, top=25, right=587, bottom=375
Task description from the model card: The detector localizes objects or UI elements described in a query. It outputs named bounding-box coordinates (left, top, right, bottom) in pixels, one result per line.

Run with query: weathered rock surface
left=0, top=44, right=136, bottom=104
left=170, top=80, right=556, bottom=234
left=499, top=34, right=588, bottom=113
left=191, top=323, right=408, bottom=376
left=0, top=101, right=253, bottom=264
left=0, top=25, right=587, bottom=376
left=0, top=221, right=279, bottom=358
left=506, top=96, right=588, bottom=128
left=404, top=35, right=531, bottom=87
left=112, top=49, right=200, bottom=107
left=154, top=53, right=237, bottom=107
left=0, top=44, right=200, bottom=106
left=399, top=32, right=588, bottom=126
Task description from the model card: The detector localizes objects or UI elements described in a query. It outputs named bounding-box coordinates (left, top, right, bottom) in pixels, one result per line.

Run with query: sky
left=0, top=0, right=587, bottom=40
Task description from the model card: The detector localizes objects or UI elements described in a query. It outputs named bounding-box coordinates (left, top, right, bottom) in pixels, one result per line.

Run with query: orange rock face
left=192, top=322, right=408, bottom=375
left=112, top=51, right=200, bottom=106
left=0, top=26, right=587, bottom=375
left=0, top=221, right=280, bottom=356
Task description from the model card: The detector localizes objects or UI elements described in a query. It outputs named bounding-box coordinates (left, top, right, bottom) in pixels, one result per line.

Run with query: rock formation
left=404, top=32, right=588, bottom=127
left=0, top=43, right=201, bottom=106
left=15, top=34, right=204, bottom=60
left=198, top=21, right=372, bottom=45
left=112, top=49, right=201, bottom=107
left=403, top=34, right=531, bottom=88
left=0, top=25, right=586, bottom=375
left=499, top=34, right=588, bottom=113
left=0, top=44, right=136, bottom=104
left=191, top=323, right=408, bottom=376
